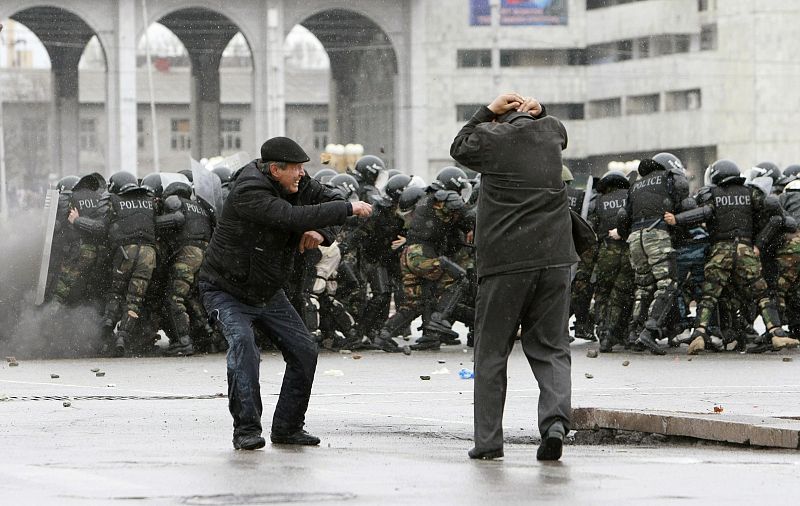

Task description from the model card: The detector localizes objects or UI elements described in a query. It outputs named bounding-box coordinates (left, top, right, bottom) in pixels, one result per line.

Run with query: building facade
left=2, top=0, right=800, bottom=189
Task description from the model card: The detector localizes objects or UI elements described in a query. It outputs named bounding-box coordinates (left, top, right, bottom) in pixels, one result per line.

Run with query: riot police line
left=568, top=155, right=800, bottom=355
left=27, top=152, right=800, bottom=358
left=34, top=156, right=479, bottom=357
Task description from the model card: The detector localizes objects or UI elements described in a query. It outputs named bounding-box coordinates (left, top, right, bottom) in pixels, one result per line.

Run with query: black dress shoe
left=270, top=429, right=320, bottom=446
left=233, top=434, right=266, bottom=450
left=468, top=447, right=504, bottom=460
left=537, top=421, right=566, bottom=461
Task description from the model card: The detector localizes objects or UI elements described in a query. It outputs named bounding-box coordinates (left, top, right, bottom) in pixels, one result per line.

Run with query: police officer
left=589, top=170, right=633, bottom=352
left=50, top=173, right=106, bottom=306
left=160, top=176, right=216, bottom=356
left=350, top=155, right=388, bottom=203
left=618, top=153, right=690, bottom=354
left=198, top=137, right=372, bottom=451
left=665, top=159, right=799, bottom=354
left=774, top=178, right=800, bottom=338
left=564, top=166, right=597, bottom=341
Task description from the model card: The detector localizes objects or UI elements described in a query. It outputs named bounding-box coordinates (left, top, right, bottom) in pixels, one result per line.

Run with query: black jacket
left=199, top=160, right=351, bottom=306
left=450, top=106, right=578, bottom=278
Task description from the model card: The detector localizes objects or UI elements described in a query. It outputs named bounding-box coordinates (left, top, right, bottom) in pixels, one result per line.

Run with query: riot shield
left=212, top=151, right=249, bottom=172
left=159, top=172, right=191, bottom=192
left=746, top=176, right=774, bottom=197
left=191, top=158, right=224, bottom=213
left=580, top=175, right=596, bottom=220
left=34, top=189, right=60, bottom=305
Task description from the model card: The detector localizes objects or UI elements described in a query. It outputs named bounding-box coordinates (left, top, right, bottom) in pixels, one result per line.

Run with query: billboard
left=470, top=0, right=568, bottom=26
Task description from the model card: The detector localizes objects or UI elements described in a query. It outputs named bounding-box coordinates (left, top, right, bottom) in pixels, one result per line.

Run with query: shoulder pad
left=680, top=197, right=698, bottom=211
left=696, top=186, right=714, bottom=205
left=163, top=195, right=183, bottom=213
left=670, top=172, right=690, bottom=200
left=763, top=194, right=782, bottom=213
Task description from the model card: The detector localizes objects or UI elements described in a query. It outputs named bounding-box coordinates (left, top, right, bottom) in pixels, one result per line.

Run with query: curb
left=572, top=407, right=800, bottom=449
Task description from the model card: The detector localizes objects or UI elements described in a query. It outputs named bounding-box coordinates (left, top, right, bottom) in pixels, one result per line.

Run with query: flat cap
left=260, top=137, right=310, bottom=163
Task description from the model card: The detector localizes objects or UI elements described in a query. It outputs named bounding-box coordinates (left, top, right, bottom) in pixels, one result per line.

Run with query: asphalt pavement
left=1, top=335, right=799, bottom=505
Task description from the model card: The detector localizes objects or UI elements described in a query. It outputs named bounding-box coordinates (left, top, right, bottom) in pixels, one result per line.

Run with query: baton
left=645, top=218, right=663, bottom=232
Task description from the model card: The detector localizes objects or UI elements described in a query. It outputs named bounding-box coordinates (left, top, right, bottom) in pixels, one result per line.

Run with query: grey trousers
left=473, top=267, right=572, bottom=451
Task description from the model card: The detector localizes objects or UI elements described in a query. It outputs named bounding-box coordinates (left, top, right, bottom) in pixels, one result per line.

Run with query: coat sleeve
left=449, top=106, right=496, bottom=172
left=233, top=181, right=351, bottom=232
left=305, top=178, right=347, bottom=246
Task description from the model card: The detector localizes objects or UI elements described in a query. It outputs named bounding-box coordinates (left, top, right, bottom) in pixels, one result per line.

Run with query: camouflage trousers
left=166, top=244, right=205, bottom=338
left=627, top=228, right=677, bottom=335
left=695, top=241, right=779, bottom=331
left=570, top=243, right=597, bottom=327
left=104, top=244, right=157, bottom=335
left=592, top=241, right=634, bottom=340
left=52, top=242, right=98, bottom=304
left=398, top=243, right=466, bottom=314
left=776, top=233, right=800, bottom=330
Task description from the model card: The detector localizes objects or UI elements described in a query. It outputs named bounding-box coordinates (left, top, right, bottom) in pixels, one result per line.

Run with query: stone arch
left=292, top=7, right=401, bottom=169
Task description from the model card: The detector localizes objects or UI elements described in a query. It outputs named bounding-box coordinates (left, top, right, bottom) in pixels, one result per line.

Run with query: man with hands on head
left=451, top=93, right=577, bottom=462
left=198, top=136, right=372, bottom=451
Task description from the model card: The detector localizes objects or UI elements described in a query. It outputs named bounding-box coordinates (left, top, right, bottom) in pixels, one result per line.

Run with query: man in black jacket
left=451, top=92, right=578, bottom=462
left=198, top=137, right=372, bottom=451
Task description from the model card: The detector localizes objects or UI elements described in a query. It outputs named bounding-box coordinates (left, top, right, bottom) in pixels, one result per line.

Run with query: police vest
left=108, top=191, right=156, bottom=246
left=70, top=188, right=103, bottom=219
left=780, top=191, right=800, bottom=222
left=629, top=170, right=673, bottom=222
left=709, top=184, right=753, bottom=242
left=567, top=186, right=584, bottom=214
left=596, top=189, right=627, bottom=237
left=176, top=196, right=213, bottom=245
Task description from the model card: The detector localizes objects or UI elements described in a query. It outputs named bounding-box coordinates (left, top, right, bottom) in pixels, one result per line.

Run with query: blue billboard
left=470, top=0, right=568, bottom=26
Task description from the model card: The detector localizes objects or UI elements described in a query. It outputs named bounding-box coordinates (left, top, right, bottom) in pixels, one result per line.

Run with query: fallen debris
left=352, top=354, right=362, bottom=360
left=50, top=374, right=60, bottom=379
left=90, top=368, right=100, bottom=373
left=323, top=369, right=345, bottom=377
left=95, top=372, right=105, bottom=377
left=419, top=375, right=431, bottom=380
left=430, top=367, right=450, bottom=375
left=62, top=401, right=71, bottom=408
left=586, top=350, right=599, bottom=358
left=585, top=373, right=594, bottom=379
left=622, top=360, right=630, bottom=367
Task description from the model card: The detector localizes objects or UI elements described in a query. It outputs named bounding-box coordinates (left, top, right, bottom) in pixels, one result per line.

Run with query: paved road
left=2, top=340, right=799, bottom=505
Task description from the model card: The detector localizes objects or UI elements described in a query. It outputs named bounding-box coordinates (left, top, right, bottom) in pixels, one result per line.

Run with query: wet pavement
left=1, top=339, right=799, bottom=505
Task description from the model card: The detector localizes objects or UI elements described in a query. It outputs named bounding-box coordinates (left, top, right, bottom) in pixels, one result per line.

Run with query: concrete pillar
left=49, top=49, right=81, bottom=177
left=405, top=0, right=429, bottom=177
left=106, top=0, right=138, bottom=176
left=189, top=52, right=222, bottom=159
left=265, top=0, right=286, bottom=140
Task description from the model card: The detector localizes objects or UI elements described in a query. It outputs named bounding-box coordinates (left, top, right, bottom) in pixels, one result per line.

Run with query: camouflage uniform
left=592, top=241, right=633, bottom=348
left=776, top=233, right=800, bottom=336
left=626, top=228, right=675, bottom=343
left=166, top=244, right=206, bottom=343
left=52, top=243, right=99, bottom=304
left=105, top=243, right=158, bottom=339
left=567, top=184, right=596, bottom=340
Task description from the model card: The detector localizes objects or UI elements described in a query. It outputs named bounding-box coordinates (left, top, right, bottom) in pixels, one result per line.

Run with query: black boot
left=636, top=328, right=665, bottom=355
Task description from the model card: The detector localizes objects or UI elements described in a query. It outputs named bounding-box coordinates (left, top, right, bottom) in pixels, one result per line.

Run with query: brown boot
left=770, top=328, right=800, bottom=350
left=687, top=329, right=708, bottom=355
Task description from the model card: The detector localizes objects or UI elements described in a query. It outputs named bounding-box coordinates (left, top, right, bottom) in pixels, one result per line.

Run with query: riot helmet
left=430, top=166, right=472, bottom=203
left=140, top=173, right=163, bottom=198
left=72, top=173, right=106, bottom=193
left=598, top=169, right=630, bottom=192
left=708, top=159, right=744, bottom=186
left=178, top=169, right=194, bottom=183
left=328, top=173, right=360, bottom=201
left=55, top=175, right=80, bottom=193
left=387, top=169, right=402, bottom=180
left=384, top=174, right=412, bottom=202
left=653, top=152, right=685, bottom=173
left=783, top=164, right=800, bottom=179
left=750, top=161, right=781, bottom=183
left=784, top=179, right=800, bottom=192
left=352, top=155, right=387, bottom=187
left=108, top=171, right=139, bottom=195
left=211, top=166, right=233, bottom=186
left=161, top=173, right=193, bottom=199
left=398, top=185, right=426, bottom=213
left=561, top=165, right=574, bottom=184
left=312, top=168, right=337, bottom=184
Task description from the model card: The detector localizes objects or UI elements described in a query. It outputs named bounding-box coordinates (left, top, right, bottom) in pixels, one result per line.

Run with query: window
left=626, top=94, right=660, bottom=115
left=546, top=103, right=585, bottom=120
left=313, top=118, right=328, bottom=150
left=700, top=24, right=717, bottom=51
left=665, top=89, right=702, bottom=111
left=170, top=119, right=191, bottom=151
left=137, top=118, right=145, bottom=150
left=220, top=118, right=242, bottom=151
left=587, top=98, right=622, bottom=119
left=587, top=40, right=633, bottom=65
left=500, top=49, right=576, bottom=67
left=457, top=49, right=491, bottom=68
left=79, top=118, right=96, bottom=151
left=456, top=104, right=484, bottom=122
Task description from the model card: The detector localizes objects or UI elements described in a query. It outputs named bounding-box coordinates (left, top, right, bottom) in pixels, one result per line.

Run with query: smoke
left=0, top=208, right=104, bottom=359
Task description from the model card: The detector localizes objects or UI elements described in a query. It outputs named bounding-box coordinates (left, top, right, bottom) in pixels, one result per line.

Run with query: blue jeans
left=199, top=282, right=319, bottom=438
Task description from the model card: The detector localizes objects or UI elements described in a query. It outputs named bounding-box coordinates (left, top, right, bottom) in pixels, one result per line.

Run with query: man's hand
left=299, top=230, right=324, bottom=253
left=488, top=93, right=542, bottom=117
left=466, top=230, right=474, bottom=244
left=754, top=246, right=760, bottom=258
left=608, top=228, right=621, bottom=240
left=351, top=201, right=373, bottom=217
left=664, top=212, right=676, bottom=226
left=391, top=235, right=407, bottom=250
left=67, top=208, right=79, bottom=224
